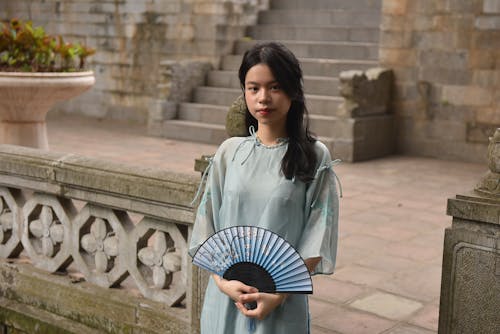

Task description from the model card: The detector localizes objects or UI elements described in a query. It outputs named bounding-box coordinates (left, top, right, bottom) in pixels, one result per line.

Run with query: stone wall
left=0, top=0, right=265, bottom=122
left=380, top=0, right=500, bottom=163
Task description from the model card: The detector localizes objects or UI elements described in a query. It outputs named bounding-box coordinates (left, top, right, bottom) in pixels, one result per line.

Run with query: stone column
left=438, top=128, right=500, bottom=333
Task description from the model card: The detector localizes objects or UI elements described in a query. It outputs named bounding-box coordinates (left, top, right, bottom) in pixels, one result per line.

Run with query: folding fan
left=192, top=225, right=312, bottom=294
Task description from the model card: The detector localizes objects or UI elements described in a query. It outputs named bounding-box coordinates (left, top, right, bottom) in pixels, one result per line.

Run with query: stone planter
left=0, top=71, right=95, bottom=149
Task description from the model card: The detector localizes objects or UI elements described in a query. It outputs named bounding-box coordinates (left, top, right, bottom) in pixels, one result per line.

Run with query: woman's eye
left=271, top=85, right=281, bottom=91
left=247, top=87, right=258, bottom=92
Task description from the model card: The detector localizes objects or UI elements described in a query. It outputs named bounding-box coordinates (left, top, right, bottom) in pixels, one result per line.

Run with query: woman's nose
left=258, top=89, right=270, bottom=103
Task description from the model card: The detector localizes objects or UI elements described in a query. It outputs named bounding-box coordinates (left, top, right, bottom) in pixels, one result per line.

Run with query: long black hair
left=238, top=41, right=317, bottom=182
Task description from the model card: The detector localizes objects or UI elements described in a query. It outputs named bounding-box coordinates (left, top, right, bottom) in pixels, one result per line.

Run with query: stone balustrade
left=0, top=144, right=204, bottom=333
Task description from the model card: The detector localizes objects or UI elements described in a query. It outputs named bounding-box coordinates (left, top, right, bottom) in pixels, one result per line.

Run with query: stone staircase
left=163, top=0, right=384, bottom=157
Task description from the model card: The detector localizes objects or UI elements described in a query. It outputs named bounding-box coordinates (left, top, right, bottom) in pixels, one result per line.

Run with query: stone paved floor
left=47, top=114, right=485, bottom=334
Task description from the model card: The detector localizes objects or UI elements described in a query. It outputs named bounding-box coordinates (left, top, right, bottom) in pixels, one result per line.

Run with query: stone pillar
left=438, top=128, right=500, bottom=333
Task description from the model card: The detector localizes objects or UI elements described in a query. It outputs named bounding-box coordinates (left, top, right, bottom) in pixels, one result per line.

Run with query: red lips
left=258, top=109, right=271, bottom=115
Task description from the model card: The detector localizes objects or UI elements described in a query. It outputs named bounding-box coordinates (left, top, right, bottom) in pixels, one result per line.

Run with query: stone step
left=234, top=40, right=379, bottom=60
left=193, top=87, right=342, bottom=116
left=258, top=10, right=381, bottom=28
left=162, top=120, right=228, bottom=145
left=220, top=55, right=378, bottom=76
left=178, top=103, right=227, bottom=124
left=193, top=87, right=241, bottom=107
left=307, top=95, right=343, bottom=116
left=207, top=71, right=340, bottom=96
left=175, top=105, right=342, bottom=138
left=247, top=25, right=379, bottom=43
left=270, top=0, right=382, bottom=10
left=309, top=114, right=341, bottom=137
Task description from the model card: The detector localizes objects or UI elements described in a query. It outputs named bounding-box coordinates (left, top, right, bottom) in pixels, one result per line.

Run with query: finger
left=239, top=284, right=258, bottom=294
left=240, top=292, right=259, bottom=303
left=235, top=302, right=251, bottom=316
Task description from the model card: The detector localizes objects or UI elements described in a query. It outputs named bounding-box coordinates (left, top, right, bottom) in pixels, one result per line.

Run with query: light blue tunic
left=189, top=134, right=340, bottom=334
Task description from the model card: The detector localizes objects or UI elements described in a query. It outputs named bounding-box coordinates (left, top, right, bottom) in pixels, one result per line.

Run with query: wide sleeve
left=297, top=143, right=340, bottom=275
left=188, top=144, right=227, bottom=257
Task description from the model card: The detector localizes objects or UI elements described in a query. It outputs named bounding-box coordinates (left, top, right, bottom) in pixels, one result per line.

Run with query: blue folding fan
left=192, top=225, right=313, bottom=294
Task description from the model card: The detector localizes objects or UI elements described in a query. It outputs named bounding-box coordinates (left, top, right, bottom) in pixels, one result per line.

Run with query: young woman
left=189, top=42, right=340, bottom=334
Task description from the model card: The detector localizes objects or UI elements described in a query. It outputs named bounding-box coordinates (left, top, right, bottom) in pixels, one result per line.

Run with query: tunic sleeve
left=297, top=142, right=340, bottom=275
left=188, top=143, right=228, bottom=257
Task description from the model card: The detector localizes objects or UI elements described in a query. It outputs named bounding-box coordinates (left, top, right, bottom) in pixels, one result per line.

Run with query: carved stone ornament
left=129, top=217, right=187, bottom=306
left=72, top=204, right=131, bottom=288
left=0, top=187, right=22, bottom=258
left=22, top=194, right=76, bottom=272
left=475, top=128, right=500, bottom=196
left=226, top=94, right=248, bottom=137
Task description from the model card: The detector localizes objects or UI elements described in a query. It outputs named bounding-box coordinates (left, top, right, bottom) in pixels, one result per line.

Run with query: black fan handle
left=245, top=301, right=257, bottom=310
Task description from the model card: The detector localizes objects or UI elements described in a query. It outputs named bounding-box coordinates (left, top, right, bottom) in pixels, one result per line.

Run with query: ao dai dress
left=189, top=133, right=340, bottom=334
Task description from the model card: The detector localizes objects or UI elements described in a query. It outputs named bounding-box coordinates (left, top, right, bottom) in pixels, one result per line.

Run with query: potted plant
left=0, top=18, right=96, bottom=149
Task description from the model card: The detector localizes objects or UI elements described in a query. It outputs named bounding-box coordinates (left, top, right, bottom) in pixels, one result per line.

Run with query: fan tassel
left=247, top=318, right=256, bottom=332
left=245, top=302, right=257, bottom=333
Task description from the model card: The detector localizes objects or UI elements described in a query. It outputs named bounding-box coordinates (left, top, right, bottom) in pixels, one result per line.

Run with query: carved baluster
left=22, top=194, right=75, bottom=272
left=130, top=217, right=187, bottom=306
left=0, top=187, right=23, bottom=258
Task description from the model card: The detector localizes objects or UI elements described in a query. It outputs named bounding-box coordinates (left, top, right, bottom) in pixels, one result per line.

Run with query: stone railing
left=0, top=144, right=204, bottom=333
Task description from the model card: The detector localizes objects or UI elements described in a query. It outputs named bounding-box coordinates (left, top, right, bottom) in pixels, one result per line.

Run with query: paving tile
left=311, top=275, right=367, bottom=304
left=311, top=325, right=342, bottom=334
left=349, top=292, right=423, bottom=320
left=372, top=266, right=443, bottom=303
left=311, top=300, right=396, bottom=334
left=408, top=302, right=440, bottom=332
left=332, top=265, right=391, bottom=286
left=339, top=234, right=389, bottom=253
left=384, top=324, right=436, bottom=334
left=355, top=254, right=416, bottom=273
left=383, top=239, right=443, bottom=263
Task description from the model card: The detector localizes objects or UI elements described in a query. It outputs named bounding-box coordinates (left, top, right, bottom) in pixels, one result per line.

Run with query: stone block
left=414, top=31, right=455, bottom=49
left=475, top=15, right=500, bottom=30
left=484, top=0, right=500, bottom=13
left=379, top=30, right=413, bottom=48
left=468, top=50, right=497, bottom=69
left=442, top=85, right=493, bottom=107
left=331, top=115, right=395, bottom=162
left=474, top=31, right=500, bottom=49
left=382, top=0, right=408, bottom=15
left=148, top=100, right=178, bottom=122
left=473, top=70, right=500, bottom=87
left=418, top=50, right=469, bottom=69
left=445, top=0, right=484, bottom=13
left=337, top=68, right=394, bottom=118
left=466, top=121, right=500, bottom=143
left=419, top=67, right=471, bottom=86
left=379, top=48, right=417, bottom=66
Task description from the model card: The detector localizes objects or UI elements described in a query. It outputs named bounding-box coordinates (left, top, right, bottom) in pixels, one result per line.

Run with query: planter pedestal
left=0, top=71, right=95, bottom=149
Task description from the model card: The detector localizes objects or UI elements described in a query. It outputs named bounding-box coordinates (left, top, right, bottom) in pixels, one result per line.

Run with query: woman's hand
left=212, top=275, right=258, bottom=302
left=234, top=292, right=288, bottom=320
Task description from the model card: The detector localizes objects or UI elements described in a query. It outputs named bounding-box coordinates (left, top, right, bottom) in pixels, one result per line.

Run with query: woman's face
left=244, top=63, right=291, bottom=132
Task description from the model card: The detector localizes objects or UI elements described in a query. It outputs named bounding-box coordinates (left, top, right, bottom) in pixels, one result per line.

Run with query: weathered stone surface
left=0, top=145, right=203, bottom=331
left=225, top=94, right=247, bottom=137
left=439, top=139, right=500, bottom=334
left=0, top=299, right=98, bottom=334
left=0, top=260, right=193, bottom=333
left=0, top=144, right=198, bottom=216
left=337, top=68, right=394, bottom=118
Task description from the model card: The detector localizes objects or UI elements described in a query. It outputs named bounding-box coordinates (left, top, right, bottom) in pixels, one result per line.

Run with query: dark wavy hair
left=238, top=41, right=317, bottom=182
